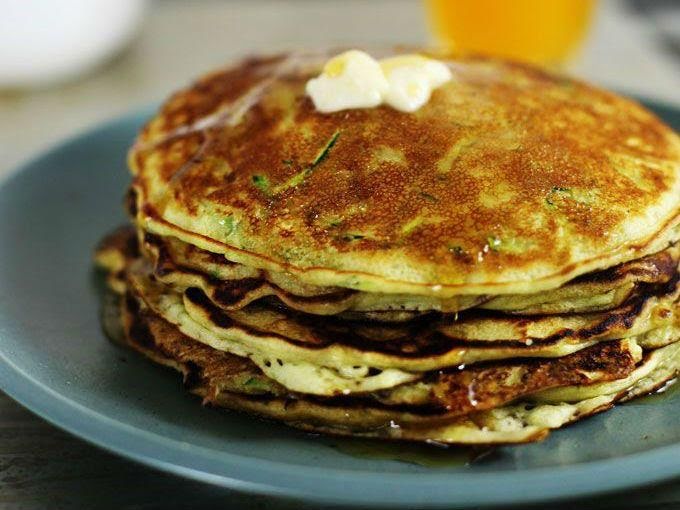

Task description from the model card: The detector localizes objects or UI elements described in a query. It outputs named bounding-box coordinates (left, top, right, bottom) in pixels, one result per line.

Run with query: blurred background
left=1, top=1, right=679, bottom=508
left=0, top=0, right=679, bottom=178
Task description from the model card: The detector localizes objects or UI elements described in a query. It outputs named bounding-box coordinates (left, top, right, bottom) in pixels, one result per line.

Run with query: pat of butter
left=306, top=50, right=452, bottom=114
left=305, top=50, right=389, bottom=113
left=380, top=55, right=453, bottom=112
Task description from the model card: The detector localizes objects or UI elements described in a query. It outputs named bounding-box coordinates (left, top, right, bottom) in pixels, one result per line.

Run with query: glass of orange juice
left=424, top=0, right=596, bottom=65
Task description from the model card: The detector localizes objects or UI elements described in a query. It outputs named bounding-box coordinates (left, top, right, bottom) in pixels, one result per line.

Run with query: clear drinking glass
left=424, top=0, right=596, bottom=66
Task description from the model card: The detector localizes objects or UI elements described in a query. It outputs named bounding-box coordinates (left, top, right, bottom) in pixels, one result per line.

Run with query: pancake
left=98, top=227, right=680, bottom=329
left=127, top=261, right=678, bottom=373
left=140, top=230, right=485, bottom=316
left=138, top=227, right=679, bottom=316
left=94, top=225, right=140, bottom=294
left=121, top=290, right=642, bottom=413
left=117, top=287, right=680, bottom=444
left=129, top=52, right=680, bottom=298
left=97, top=227, right=679, bottom=395
left=115, top=255, right=677, bottom=398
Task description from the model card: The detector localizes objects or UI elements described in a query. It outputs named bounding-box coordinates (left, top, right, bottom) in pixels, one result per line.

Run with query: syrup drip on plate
left=328, top=438, right=494, bottom=468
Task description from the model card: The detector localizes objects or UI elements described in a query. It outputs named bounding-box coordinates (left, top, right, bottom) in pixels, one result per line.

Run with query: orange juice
left=425, top=0, right=596, bottom=64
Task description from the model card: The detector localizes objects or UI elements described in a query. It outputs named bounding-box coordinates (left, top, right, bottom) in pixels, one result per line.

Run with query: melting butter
left=305, top=50, right=389, bottom=113
left=306, top=50, right=452, bottom=113
left=380, top=54, right=452, bottom=112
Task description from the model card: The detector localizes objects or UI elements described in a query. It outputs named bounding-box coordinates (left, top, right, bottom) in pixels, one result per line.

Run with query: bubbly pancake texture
left=130, top=51, right=680, bottom=296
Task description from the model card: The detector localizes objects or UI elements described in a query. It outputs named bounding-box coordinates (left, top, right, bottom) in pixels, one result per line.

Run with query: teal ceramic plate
left=0, top=99, right=678, bottom=509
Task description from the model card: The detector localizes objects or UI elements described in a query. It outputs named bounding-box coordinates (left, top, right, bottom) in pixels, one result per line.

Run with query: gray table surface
left=1, top=1, right=679, bottom=508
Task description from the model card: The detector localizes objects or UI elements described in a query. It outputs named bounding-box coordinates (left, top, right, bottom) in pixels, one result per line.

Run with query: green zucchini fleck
left=311, top=130, right=341, bottom=168
left=218, top=215, right=235, bottom=236
left=486, top=235, right=502, bottom=251
left=419, top=191, right=439, bottom=203
left=401, top=217, right=424, bottom=236
left=340, top=233, right=365, bottom=241
left=251, top=174, right=270, bottom=194
left=272, top=131, right=341, bottom=195
left=243, top=377, right=270, bottom=393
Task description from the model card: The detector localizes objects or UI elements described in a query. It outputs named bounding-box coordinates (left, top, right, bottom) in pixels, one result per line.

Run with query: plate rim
left=1, top=101, right=679, bottom=509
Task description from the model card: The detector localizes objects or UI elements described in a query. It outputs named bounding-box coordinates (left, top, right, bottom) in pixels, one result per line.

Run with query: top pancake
left=130, top=51, right=680, bottom=297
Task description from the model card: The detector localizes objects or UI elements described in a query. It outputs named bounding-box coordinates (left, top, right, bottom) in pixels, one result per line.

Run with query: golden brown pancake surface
left=130, top=51, right=680, bottom=296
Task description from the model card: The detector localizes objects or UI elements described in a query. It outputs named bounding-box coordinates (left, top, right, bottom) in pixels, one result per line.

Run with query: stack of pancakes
left=95, top=52, right=680, bottom=445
